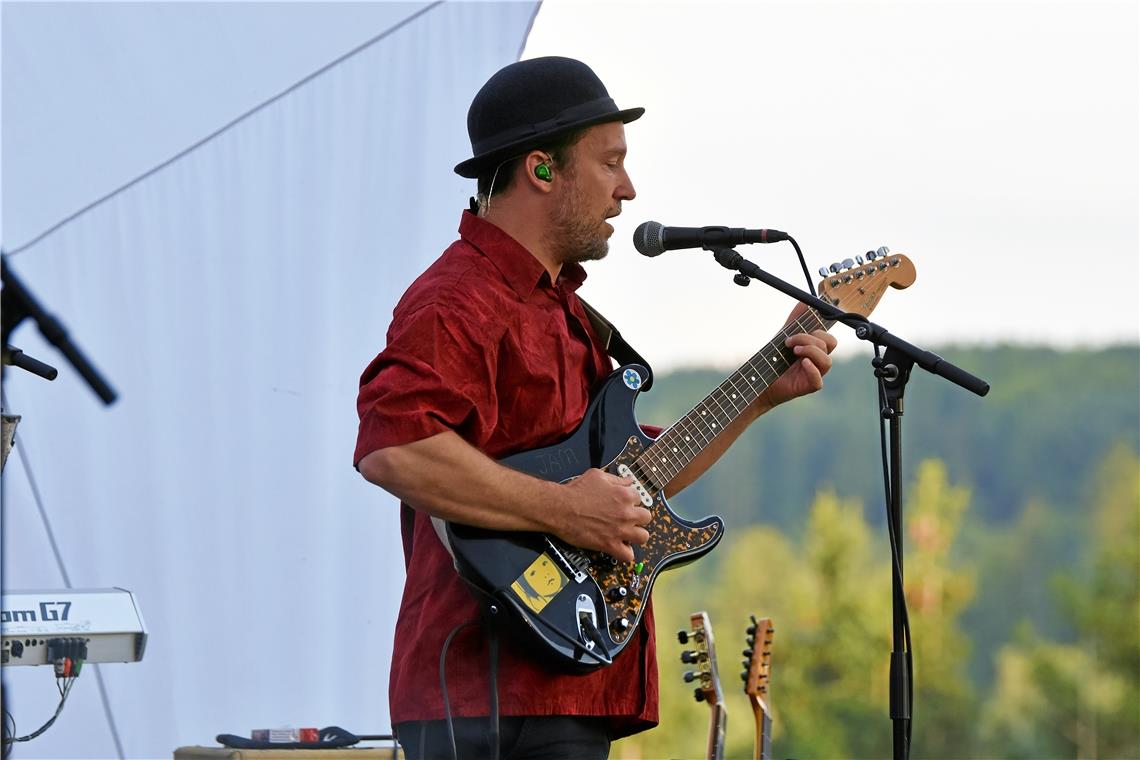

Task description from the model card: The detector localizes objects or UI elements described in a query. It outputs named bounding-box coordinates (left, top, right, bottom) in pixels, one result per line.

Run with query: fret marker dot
left=672, top=447, right=678, bottom=453
left=701, top=410, right=707, bottom=416
left=732, top=394, right=737, bottom=399
left=751, top=376, right=757, bottom=381
left=684, top=436, right=691, bottom=441
left=712, top=423, right=718, bottom=429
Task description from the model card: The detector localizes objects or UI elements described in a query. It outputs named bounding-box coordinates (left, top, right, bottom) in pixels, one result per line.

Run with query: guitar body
left=441, top=364, right=724, bottom=671
left=439, top=252, right=916, bottom=672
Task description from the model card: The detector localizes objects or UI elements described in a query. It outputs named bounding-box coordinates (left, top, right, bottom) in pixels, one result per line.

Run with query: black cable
left=3, top=675, right=75, bottom=745
left=439, top=619, right=479, bottom=760
left=2, top=705, right=15, bottom=759
left=787, top=235, right=817, bottom=297
left=486, top=624, right=500, bottom=760
left=3, top=0, right=446, bottom=258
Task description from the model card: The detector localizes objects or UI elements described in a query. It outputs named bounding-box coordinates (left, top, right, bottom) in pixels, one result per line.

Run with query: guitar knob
left=677, top=630, right=690, bottom=645
left=610, top=617, right=632, bottom=635
left=683, top=670, right=698, bottom=683
left=693, top=688, right=707, bottom=702
left=606, top=586, right=628, bottom=602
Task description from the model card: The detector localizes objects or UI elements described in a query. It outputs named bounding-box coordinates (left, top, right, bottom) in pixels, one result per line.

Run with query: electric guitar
left=680, top=611, right=727, bottom=760
left=742, top=615, right=776, bottom=760
left=438, top=251, right=916, bottom=669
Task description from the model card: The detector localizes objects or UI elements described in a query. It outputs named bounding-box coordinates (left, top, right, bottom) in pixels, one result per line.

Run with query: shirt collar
left=458, top=210, right=588, bottom=299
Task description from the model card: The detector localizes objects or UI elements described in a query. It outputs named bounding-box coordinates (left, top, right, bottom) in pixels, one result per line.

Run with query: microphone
left=633, top=221, right=789, bottom=257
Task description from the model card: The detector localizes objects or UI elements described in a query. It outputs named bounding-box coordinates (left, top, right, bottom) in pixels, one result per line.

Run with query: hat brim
left=454, top=106, right=644, bottom=179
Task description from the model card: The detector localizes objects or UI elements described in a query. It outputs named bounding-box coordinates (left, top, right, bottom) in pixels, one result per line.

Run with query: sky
left=524, top=0, right=1139, bottom=370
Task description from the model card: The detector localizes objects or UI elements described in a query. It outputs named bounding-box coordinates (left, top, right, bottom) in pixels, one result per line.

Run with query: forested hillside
left=612, top=345, right=1138, bottom=759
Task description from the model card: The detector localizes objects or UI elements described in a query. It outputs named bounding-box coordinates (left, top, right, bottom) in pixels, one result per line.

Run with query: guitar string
left=635, top=309, right=829, bottom=488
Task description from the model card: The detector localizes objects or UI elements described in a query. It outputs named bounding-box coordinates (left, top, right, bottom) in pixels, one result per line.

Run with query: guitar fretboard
left=632, top=306, right=832, bottom=492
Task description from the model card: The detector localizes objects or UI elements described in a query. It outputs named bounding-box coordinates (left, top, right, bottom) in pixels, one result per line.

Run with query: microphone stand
left=709, top=246, right=989, bottom=760
left=1, top=256, right=117, bottom=405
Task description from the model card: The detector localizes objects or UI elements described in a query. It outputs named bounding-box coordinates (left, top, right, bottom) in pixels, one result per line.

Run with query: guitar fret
left=638, top=307, right=834, bottom=489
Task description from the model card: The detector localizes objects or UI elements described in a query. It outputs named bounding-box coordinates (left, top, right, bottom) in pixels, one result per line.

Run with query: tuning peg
left=683, top=670, right=698, bottom=683
left=877, top=246, right=890, bottom=257
left=856, top=254, right=865, bottom=265
left=743, top=648, right=754, bottom=659
left=740, top=671, right=748, bottom=681
left=742, top=659, right=750, bottom=670
left=818, top=266, right=829, bottom=278
left=841, top=257, right=855, bottom=270
left=677, top=630, right=689, bottom=645
left=681, top=649, right=700, bottom=664
left=694, top=688, right=707, bottom=702
left=747, top=635, right=755, bottom=648
left=866, top=249, right=878, bottom=261
left=829, top=262, right=842, bottom=273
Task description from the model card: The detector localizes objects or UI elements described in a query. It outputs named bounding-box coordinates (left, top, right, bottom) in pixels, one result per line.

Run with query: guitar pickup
left=617, top=464, right=654, bottom=507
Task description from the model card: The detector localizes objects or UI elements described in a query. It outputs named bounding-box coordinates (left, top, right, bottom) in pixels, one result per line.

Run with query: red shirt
left=355, top=211, right=659, bottom=737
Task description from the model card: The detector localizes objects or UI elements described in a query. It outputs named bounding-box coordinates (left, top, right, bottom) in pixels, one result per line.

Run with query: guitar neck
left=750, top=696, right=772, bottom=760
left=709, top=703, right=728, bottom=760
left=635, top=307, right=831, bottom=491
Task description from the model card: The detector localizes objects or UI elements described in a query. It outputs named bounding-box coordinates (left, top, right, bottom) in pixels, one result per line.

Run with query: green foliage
left=614, top=461, right=978, bottom=759
left=606, top=344, right=1140, bottom=756
left=634, top=344, right=1138, bottom=696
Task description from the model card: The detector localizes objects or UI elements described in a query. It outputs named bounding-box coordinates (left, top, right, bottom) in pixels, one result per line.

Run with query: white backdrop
left=1, top=2, right=539, bottom=758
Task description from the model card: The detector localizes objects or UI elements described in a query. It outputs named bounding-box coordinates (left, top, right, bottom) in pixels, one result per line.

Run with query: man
left=355, top=57, right=836, bottom=759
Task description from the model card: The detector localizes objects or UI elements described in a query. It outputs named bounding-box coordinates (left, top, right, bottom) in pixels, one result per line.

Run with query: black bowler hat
left=454, top=56, right=644, bottom=178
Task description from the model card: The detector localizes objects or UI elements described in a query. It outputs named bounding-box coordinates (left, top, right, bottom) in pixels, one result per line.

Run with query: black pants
left=395, top=715, right=611, bottom=760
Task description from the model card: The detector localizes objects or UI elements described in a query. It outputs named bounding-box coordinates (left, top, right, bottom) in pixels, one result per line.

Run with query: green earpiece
left=534, top=164, right=553, bottom=182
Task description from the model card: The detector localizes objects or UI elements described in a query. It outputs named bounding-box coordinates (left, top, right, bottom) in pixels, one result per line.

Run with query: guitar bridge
left=544, top=537, right=588, bottom=584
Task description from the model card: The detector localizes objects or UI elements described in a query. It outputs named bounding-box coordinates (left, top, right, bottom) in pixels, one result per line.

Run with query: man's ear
left=524, top=151, right=555, bottom=190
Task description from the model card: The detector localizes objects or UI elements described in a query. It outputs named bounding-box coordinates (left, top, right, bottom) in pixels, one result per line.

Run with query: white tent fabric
left=1, top=2, right=539, bottom=757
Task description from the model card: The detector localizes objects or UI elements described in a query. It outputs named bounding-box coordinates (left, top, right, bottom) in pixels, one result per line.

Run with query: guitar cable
left=438, top=619, right=478, bottom=760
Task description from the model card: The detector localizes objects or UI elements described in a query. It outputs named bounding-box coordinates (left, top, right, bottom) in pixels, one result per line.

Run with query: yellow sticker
left=510, top=553, right=568, bottom=614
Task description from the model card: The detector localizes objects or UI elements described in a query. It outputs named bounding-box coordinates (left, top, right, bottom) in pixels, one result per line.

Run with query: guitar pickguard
left=587, top=436, right=723, bottom=645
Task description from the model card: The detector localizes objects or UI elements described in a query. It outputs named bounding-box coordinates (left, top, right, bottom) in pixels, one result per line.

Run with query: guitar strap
left=577, top=297, right=654, bottom=392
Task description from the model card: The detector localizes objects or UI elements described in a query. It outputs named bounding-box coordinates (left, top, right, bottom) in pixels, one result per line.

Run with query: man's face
left=546, top=121, right=637, bottom=266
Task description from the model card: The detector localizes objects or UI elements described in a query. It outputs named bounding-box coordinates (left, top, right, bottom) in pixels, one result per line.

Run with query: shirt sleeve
left=354, top=303, right=501, bottom=466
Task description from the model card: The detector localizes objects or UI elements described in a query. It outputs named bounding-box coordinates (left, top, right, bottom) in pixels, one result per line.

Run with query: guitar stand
left=709, top=246, right=990, bottom=760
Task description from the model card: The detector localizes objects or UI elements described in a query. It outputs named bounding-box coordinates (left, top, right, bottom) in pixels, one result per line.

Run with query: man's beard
left=546, top=184, right=611, bottom=265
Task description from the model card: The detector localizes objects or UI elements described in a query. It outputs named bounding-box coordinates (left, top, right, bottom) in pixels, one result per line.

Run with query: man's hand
left=760, top=305, right=838, bottom=408
left=554, top=468, right=651, bottom=563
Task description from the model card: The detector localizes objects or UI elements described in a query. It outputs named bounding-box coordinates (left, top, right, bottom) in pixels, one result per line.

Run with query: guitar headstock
left=742, top=615, right=775, bottom=760
left=679, top=610, right=725, bottom=706
left=742, top=614, right=775, bottom=706
left=816, top=247, right=916, bottom=318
